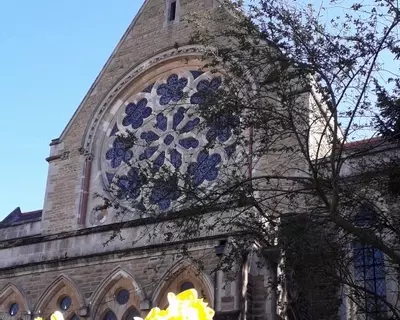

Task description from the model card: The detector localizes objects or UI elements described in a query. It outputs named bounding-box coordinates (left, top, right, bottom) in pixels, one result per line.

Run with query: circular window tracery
left=9, top=303, right=18, bottom=316
left=116, top=289, right=130, bottom=305
left=100, top=70, right=239, bottom=214
left=103, top=310, right=117, bottom=320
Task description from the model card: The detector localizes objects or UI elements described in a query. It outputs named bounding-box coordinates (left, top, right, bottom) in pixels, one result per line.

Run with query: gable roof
left=0, top=207, right=42, bottom=227
left=53, top=0, right=227, bottom=145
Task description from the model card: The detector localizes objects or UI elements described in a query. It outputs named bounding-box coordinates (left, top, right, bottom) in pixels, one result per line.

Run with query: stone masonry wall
left=0, top=241, right=222, bottom=319
left=42, top=0, right=224, bottom=234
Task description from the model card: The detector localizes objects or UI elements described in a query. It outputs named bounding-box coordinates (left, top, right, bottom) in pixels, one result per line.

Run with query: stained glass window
left=100, top=70, right=239, bottom=218
left=353, top=204, right=386, bottom=318
left=60, top=296, right=72, bottom=311
left=9, top=303, right=18, bottom=316
left=123, top=307, right=141, bottom=320
left=104, top=310, right=117, bottom=320
left=116, top=289, right=130, bottom=305
left=179, top=281, right=194, bottom=292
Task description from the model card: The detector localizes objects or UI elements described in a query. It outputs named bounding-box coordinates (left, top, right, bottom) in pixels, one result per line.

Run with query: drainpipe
left=78, top=154, right=93, bottom=225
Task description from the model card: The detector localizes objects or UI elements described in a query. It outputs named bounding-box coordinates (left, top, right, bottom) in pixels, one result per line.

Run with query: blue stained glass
left=122, top=99, right=152, bottom=129
left=104, top=310, right=117, bottom=320
left=365, top=280, right=375, bottom=292
left=190, top=77, right=222, bottom=105
left=106, top=139, right=133, bottom=168
left=9, top=303, right=18, bottom=316
left=374, top=249, right=384, bottom=261
left=155, top=113, right=167, bottom=131
left=170, top=149, right=182, bottom=169
left=149, top=178, right=181, bottom=210
left=117, top=168, right=142, bottom=200
left=173, top=107, right=185, bottom=130
left=365, top=267, right=375, bottom=280
left=187, top=151, right=221, bottom=186
left=139, top=146, right=158, bottom=161
left=355, top=266, right=364, bottom=281
left=106, top=172, right=115, bottom=185
left=141, top=131, right=160, bottom=143
left=60, top=296, right=72, bottom=311
left=207, top=113, right=239, bottom=143
left=180, top=118, right=200, bottom=133
left=164, top=134, right=174, bottom=145
left=116, top=289, right=130, bottom=305
left=153, top=152, right=165, bottom=171
left=376, top=280, right=386, bottom=296
left=157, top=74, right=188, bottom=105
left=178, top=137, right=199, bottom=149
left=104, top=72, right=234, bottom=210
left=353, top=242, right=387, bottom=317
left=190, top=70, right=203, bottom=79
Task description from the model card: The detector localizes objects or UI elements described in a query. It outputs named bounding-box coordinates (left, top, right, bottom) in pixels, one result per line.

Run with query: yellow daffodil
left=145, top=289, right=215, bottom=320
left=51, top=311, right=64, bottom=320
left=34, top=311, right=64, bottom=320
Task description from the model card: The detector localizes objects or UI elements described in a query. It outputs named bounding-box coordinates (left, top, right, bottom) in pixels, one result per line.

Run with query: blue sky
left=0, top=1, right=142, bottom=219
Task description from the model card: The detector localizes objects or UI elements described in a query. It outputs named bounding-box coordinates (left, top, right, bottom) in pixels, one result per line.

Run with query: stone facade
left=0, top=1, right=272, bottom=320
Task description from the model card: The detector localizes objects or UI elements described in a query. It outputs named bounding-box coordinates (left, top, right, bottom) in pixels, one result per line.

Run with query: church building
left=1, top=1, right=398, bottom=320
left=0, top=1, right=273, bottom=319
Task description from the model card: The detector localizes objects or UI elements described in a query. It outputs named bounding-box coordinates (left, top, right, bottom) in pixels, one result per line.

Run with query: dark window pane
left=353, top=242, right=387, bottom=318
left=9, top=303, right=18, bottom=316
left=179, top=281, right=194, bottom=292
left=104, top=310, right=117, bottom=320
left=116, top=289, right=130, bottom=305
left=169, top=1, right=176, bottom=21
left=60, top=296, right=72, bottom=311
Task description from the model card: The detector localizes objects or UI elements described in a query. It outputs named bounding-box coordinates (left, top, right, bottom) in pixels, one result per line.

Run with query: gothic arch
left=151, top=260, right=214, bottom=309
left=90, top=267, right=145, bottom=320
left=82, top=44, right=208, bottom=155
left=34, top=274, right=84, bottom=319
left=0, top=282, right=30, bottom=319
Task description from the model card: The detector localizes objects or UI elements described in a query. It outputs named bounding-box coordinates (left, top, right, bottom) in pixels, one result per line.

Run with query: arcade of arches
left=0, top=266, right=212, bottom=320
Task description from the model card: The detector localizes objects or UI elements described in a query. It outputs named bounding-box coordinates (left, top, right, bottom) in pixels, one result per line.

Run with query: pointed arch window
left=122, top=307, right=141, bottom=320
left=165, top=0, right=179, bottom=25
left=103, top=310, right=117, bottom=320
left=353, top=204, right=387, bottom=318
left=169, top=1, right=177, bottom=21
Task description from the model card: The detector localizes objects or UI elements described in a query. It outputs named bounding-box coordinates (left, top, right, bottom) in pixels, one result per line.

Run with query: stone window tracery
left=100, top=70, right=239, bottom=216
left=116, top=289, right=130, bottom=305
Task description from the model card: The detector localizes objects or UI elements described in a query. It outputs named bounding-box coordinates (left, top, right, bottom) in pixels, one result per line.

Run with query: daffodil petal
left=176, top=288, right=198, bottom=301
left=50, top=311, right=64, bottom=320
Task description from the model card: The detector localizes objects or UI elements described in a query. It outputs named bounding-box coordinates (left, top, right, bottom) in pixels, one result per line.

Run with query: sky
left=0, top=1, right=142, bottom=220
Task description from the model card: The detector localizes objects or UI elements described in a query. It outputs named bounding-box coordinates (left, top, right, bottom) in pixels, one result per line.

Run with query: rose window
left=101, top=70, right=238, bottom=212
